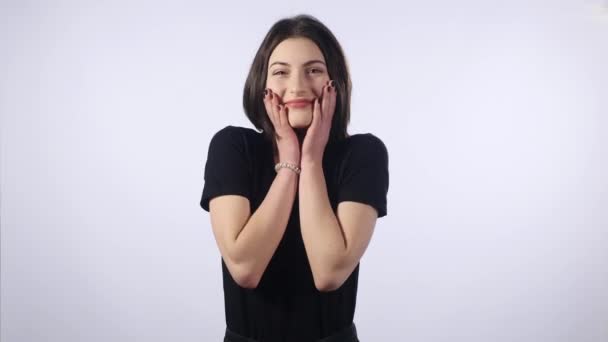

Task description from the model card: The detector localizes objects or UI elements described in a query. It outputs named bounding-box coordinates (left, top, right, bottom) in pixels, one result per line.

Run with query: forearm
left=232, top=168, right=298, bottom=285
left=298, top=161, right=347, bottom=288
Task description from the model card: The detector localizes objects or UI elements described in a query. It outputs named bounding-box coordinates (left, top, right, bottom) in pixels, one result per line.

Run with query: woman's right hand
left=263, top=89, right=300, bottom=165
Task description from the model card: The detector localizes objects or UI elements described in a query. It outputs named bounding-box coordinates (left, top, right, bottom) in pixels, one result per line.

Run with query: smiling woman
left=265, top=39, right=329, bottom=129
left=200, top=14, right=389, bottom=342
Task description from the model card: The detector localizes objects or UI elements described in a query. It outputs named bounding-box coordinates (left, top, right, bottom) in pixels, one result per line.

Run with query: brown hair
left=243, top=14, right=352, bottom=153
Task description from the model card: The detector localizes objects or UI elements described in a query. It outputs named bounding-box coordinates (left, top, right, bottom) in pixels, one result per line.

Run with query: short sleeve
left=200, top=126, right=252, bottom=212
left=336, top=134, right=389, bottom=218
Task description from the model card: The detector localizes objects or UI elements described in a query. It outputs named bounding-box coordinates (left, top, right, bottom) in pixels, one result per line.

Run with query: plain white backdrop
left=1, top=0, right=607, bottom=341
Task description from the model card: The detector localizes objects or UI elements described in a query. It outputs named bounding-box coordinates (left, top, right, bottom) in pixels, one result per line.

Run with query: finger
left=278, top=104, right=287, bottom=127
left=321, top=84, right=331, bottom=124
left=263, top=89, right=277, bottom=125
left=311, top=97, right=321, bottom=129
left=271, top=92, right=283, bottom=126
left=328, top=81, right=337, bottom=122
left=282, top=104, right=290, bottom=127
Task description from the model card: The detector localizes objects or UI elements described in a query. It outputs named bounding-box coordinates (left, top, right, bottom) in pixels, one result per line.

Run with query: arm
left=297, top=83, right=385, bottom=292
left=210, top=168, right=298, bottom=289
left=208, top=91, right=301, bottom=289
left=298, top=161, right=377, bottom=292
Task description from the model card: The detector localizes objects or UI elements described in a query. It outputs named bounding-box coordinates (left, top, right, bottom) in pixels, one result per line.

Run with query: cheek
left=265, top=75, right=274, bottom=87
left=265, top=79, right=282, bottom=93
left=315, top=78, right=330, bottom=95
left=313, top=85, right=325, bottom=97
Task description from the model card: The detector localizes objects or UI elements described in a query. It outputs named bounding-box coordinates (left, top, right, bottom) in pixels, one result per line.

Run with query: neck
left=294, top=128, right=306, bottom=144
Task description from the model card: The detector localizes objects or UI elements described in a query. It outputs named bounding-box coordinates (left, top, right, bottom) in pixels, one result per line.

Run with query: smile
left=285, top=101, right=311, bottom=108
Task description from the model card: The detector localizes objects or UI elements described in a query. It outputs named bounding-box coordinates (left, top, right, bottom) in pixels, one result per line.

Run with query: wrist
left=274, top=162, right=301, bottom=175
left=277, top=152, right=300, bottom=166
left=300, top=157, right=321, bottom=168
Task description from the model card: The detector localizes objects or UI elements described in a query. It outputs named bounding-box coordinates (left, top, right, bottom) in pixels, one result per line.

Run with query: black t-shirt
left=200, top=125, right=389, bottom=342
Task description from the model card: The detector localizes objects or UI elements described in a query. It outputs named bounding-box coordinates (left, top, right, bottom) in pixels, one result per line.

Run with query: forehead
left=268, top=37, right=325, bottom=65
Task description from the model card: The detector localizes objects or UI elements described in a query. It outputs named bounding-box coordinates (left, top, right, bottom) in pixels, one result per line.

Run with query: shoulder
left=347, top=133, right=387, bottom=148
left=342, top=133, right=388, bottom=161
left=208, top=125, right=264, bottom=150
left=210, top=125, right=260, bottom=141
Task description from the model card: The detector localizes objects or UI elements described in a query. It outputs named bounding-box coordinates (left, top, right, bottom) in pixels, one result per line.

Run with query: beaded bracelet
left=274, top=162, right=301, bottom=175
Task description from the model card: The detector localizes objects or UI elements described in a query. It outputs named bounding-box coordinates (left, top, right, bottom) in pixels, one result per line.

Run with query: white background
left=1, top=0, right=607, bottom=341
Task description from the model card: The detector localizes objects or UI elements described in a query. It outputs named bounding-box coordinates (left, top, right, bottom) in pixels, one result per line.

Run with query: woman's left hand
left=301, top=80, right=336, bottom=165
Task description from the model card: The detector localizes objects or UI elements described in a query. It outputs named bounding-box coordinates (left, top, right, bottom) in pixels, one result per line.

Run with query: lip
left=284, top=99, right=313, bottom=108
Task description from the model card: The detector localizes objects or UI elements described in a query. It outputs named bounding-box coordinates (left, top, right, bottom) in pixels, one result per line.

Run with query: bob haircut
left=243, top=14, right=352, bottom=153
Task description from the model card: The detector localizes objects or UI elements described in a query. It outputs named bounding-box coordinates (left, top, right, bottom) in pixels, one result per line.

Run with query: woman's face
left=266, top=37, right=330, bottom=129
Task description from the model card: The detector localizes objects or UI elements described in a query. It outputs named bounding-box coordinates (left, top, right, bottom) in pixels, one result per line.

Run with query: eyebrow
left=269, top=60, right=326, bottom=68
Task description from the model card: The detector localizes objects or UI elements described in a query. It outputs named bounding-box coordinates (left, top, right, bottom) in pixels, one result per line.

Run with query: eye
left=309, top=68, right=324, bottom=74
left=272, top=70, right=287, bottom=76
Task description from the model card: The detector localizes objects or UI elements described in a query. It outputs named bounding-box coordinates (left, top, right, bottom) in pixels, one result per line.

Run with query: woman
left=200, top=14, right=389, bottom=342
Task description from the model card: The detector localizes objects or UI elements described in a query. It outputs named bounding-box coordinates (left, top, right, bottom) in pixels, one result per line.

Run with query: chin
left=288, top=111, right=312, bottom=128
left=289, top=118, right=312, bottom=129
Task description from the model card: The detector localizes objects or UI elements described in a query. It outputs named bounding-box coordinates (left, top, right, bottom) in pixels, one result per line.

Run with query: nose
left=287, top=70, right=310, bottom=96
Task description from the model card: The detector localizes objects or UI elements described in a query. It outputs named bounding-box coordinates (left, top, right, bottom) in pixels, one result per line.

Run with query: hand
left=263, top=88, right=300, bottom=165
left=301, top=80, right=336, bottom=165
